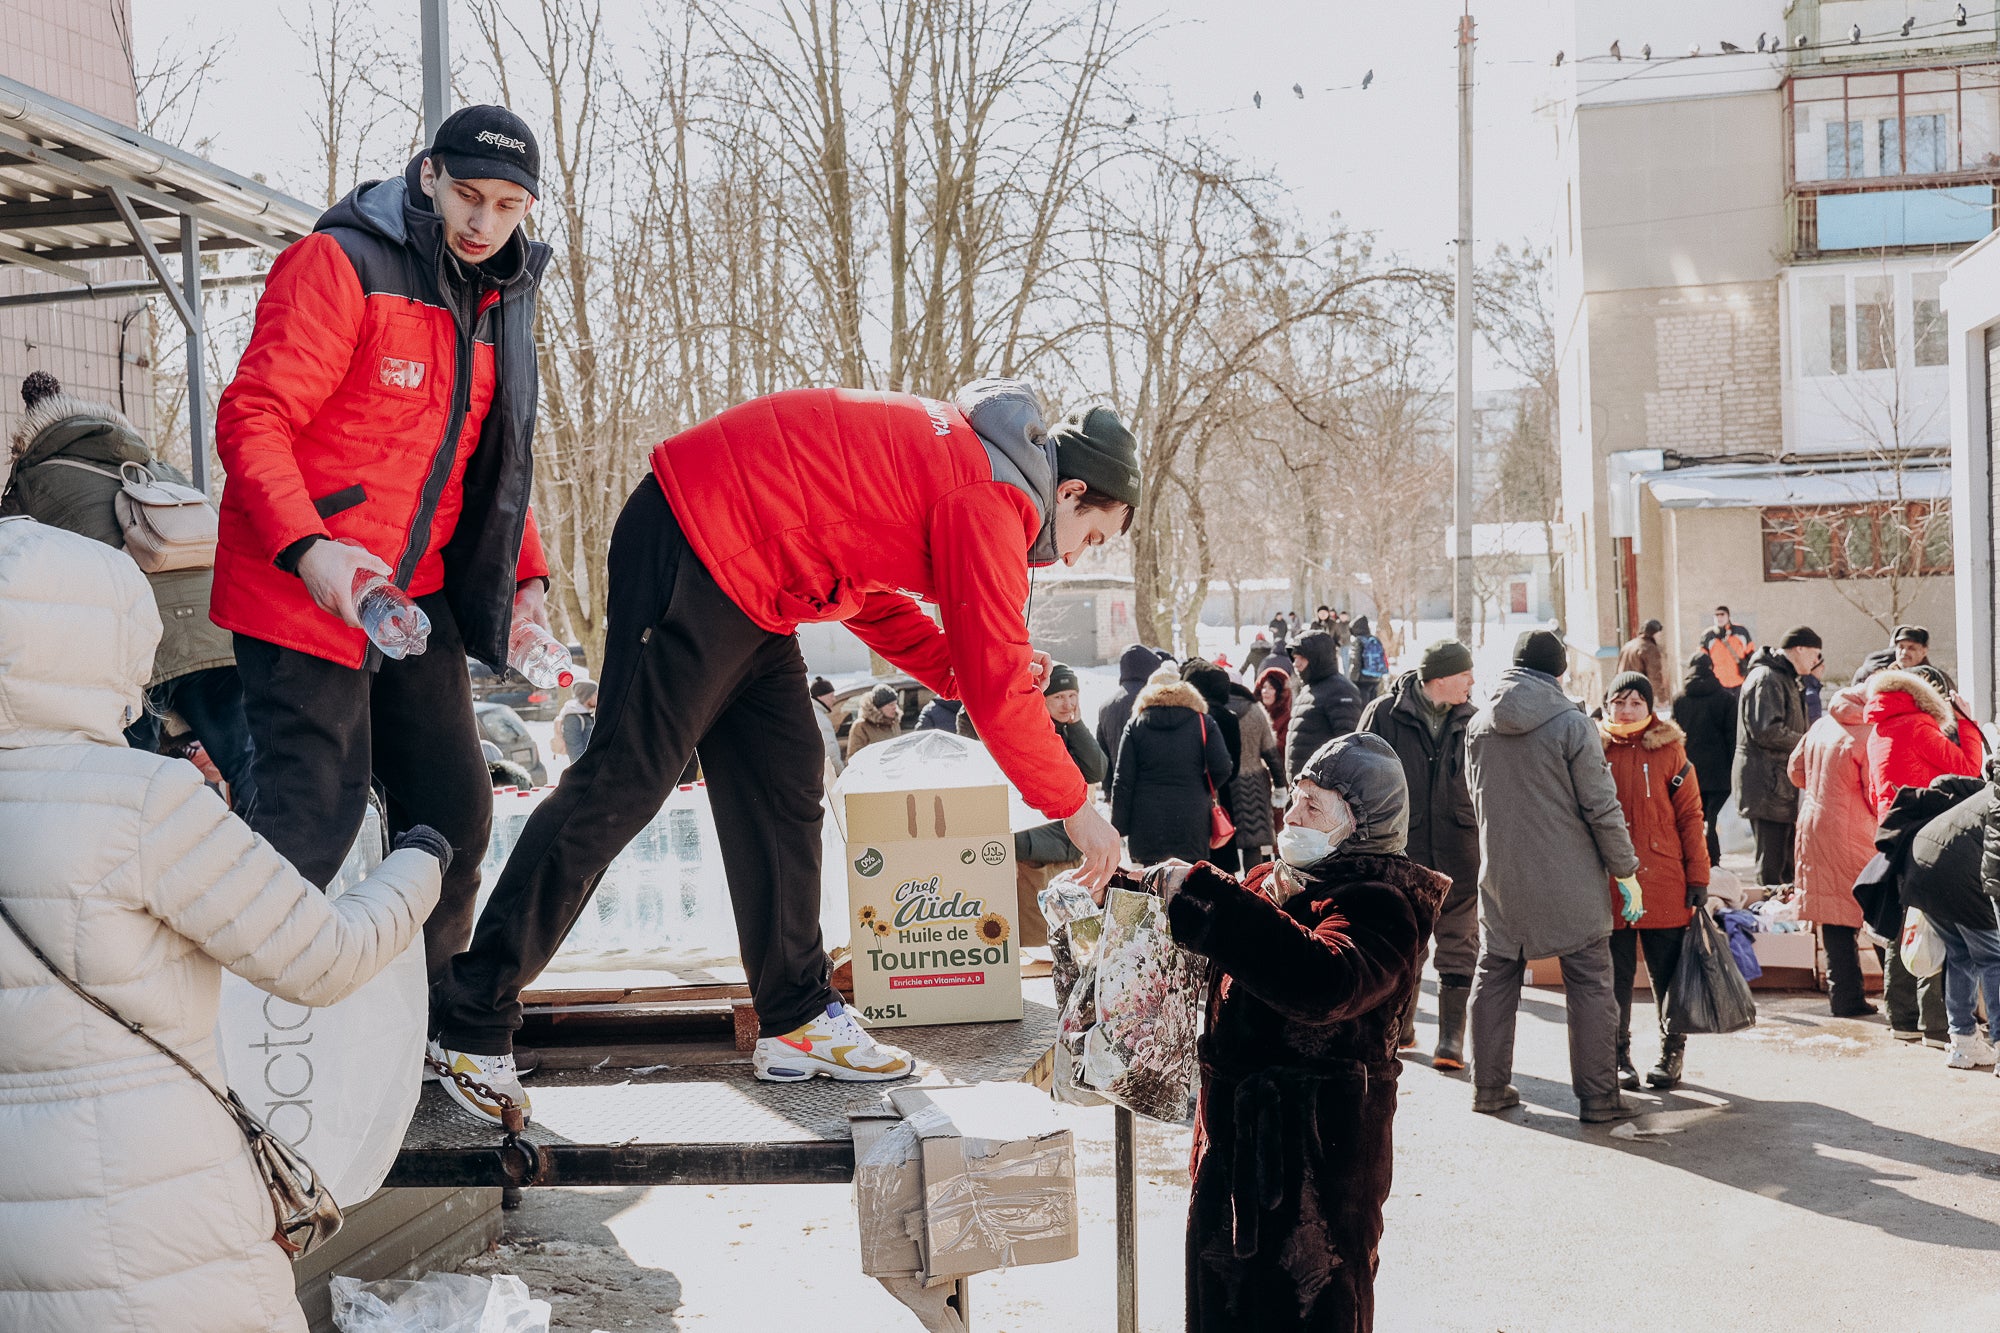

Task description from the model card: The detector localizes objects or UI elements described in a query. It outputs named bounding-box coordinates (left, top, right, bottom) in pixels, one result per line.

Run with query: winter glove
left=1614, top=875, right=1645, bottom=925
left=1686, top=882, right=1709, bottom=909
left=394, top=824, right=455, bottom=873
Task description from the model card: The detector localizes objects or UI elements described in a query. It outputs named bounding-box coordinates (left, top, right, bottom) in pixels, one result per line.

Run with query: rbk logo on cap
left=474, top=130, right=527, bottom=153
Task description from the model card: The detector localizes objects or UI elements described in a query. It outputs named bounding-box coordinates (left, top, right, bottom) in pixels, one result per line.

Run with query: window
left=1914, top=271, right=1948, bottom=366
left=1761, top=502, right=1953, bottom=580
left=1801, top=275, right=1849, bottom=376
left=1827, top=120, right=1864, bottom=179
left=1855, top=276, right=1896, bottom=370
left=1880, top=114, right=1949, bottom=175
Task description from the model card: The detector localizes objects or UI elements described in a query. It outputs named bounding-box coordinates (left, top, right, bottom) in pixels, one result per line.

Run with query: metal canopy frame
left=0, top=72, right=317, bottom=491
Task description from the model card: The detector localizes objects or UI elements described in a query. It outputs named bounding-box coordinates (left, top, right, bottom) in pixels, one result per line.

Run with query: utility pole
left=421, top=0, right=450, bottom=146
left=1453, top=6, right=1476, bottom=643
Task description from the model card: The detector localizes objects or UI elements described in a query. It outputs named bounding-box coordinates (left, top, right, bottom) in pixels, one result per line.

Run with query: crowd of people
left=2, top=89, right=1992, bottom=1333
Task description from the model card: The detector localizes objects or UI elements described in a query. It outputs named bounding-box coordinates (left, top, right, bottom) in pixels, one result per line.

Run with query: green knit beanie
left=1419, top=639, right=1473, bottom=682
left=1048, top=405, right=1142, bottom=509
left=1044, top=661, right=1079, bottom=696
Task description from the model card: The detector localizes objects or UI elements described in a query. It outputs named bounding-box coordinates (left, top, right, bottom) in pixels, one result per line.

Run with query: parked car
left=468, top=657, right=567, bottom=722
left=827, top=676, right=936, bottom=747
left=475, top=702, right=547, bottom=786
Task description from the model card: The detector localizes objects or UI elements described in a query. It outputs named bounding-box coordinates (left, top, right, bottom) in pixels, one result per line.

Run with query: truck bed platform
left=387, top=994, right=1058, bottom=1190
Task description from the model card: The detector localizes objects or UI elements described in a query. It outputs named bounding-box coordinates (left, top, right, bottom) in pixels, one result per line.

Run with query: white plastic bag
left=1901, top=908, right=1946, bottom=980
left=330, top=1272, right=550, bottom=1333
left=216, top=801, right=427, bottom=1203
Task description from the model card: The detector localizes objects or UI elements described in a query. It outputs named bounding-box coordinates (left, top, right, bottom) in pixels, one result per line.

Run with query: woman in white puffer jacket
left=0, top=516, right=444, bottom=1333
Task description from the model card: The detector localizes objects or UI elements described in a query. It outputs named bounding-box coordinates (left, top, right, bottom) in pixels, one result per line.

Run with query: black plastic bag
left=1664, top=911, right=1757, bottom=1035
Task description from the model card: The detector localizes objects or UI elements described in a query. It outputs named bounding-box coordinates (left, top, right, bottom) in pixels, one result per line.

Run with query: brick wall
left=1643, top=286, right=1784, bottom=458
left=0, top=0, right=151, bottom=451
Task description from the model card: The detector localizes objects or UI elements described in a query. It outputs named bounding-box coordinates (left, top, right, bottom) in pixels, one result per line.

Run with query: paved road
left=467, top=983, right=2000, bottom=1331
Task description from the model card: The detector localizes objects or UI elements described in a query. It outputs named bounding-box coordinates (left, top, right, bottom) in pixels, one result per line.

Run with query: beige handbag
left=0, top=898, right=342, bottom=1258
left=40, top=457, right=218, bottom=572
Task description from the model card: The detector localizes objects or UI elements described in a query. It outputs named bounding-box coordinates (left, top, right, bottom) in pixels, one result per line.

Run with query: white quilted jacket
left=0, top=517, right=441, bottom=1333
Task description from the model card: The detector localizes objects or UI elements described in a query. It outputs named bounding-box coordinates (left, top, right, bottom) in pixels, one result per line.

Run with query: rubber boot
left=1578, top=1093, right=1639, bottom=1123
left=1616, top=1034, right=1640, bottom=1090
left=1433, top=984, right=1471, bottom=1071
left=1647, top=1034, right=1686, bottom=1090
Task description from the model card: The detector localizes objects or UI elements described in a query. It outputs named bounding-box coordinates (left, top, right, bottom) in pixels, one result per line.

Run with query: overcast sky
left=134, top=0, right=1570, bottom=379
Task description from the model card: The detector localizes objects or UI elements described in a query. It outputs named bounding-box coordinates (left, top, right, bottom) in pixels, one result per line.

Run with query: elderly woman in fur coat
left=1152, top=732, right=1445, bottom=1332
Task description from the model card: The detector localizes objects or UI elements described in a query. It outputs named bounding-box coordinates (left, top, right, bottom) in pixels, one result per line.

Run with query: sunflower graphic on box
left=976, top=911, right=1010, bottom=945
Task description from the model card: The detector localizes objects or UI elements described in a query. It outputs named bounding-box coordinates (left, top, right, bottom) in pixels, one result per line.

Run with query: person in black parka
left=1111, top=666, right=1234, bottom=865
left=1288, top=630, right=1363, bottom=783
left=1098, top=642, right=1168, bottom=789
left=1670, top=652, right=1738, bottom=865
left=1157, top=732, right=1446, bottom=1333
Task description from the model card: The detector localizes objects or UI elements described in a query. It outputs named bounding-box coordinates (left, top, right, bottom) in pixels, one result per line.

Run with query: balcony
left=1788, top=61, right=2000, bottom=256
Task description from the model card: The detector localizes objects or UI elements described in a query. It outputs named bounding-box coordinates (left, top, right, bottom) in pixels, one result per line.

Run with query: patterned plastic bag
left=1073, top=884, right=1205, bottom=1125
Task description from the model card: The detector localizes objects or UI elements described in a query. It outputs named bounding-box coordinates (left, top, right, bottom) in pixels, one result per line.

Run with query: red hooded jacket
left=212, top=159, right=550, bottom=669
left=1863, top=670, right=1983, bottom=817
left=649, top=387, right=1087, bottom=820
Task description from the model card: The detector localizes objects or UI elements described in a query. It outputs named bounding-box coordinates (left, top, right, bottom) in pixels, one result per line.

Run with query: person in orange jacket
left=428, top=379, right=1141, bottom=1123
left=1700, top=605, right=1755, bottom=691
left=1600, top=671, right=1710, bottom=1091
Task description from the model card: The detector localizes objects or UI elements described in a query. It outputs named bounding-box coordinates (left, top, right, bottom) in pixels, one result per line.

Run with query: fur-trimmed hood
left=1136, top=678, right=1208, bottom=715
left=9, top=392, right=143, bottom=463
left=1597, top=715, right=1687, bottom=752
left=1865, top=668, right=1951, bottom=726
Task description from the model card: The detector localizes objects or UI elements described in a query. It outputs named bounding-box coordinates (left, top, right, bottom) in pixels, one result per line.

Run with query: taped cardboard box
left=834, top=731, right=1024, bottom=1028
left=853, top=1083, right=1078, bottom=1287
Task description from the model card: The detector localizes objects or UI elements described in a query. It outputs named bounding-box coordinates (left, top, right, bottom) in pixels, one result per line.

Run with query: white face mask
left=1277, top=824, right=1335, bottom=867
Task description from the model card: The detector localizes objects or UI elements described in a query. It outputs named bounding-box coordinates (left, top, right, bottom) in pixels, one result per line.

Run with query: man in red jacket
left=429, top=379, right=1139, bottom=1122
left=213, top=106, right=553, bottom=1012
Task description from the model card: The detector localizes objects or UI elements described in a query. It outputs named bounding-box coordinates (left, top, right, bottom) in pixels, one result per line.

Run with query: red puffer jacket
left=1864, top=670, right=1982, bottom=817
left=649, top=387, right=1086, bottom=820
left=1600, top=717, right=1709, bottom=931
left=212, top=159, right=550, bottom=669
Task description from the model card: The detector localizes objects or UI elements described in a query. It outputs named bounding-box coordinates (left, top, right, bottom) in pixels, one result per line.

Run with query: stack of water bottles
left=353, top=569, right=574, bottom=687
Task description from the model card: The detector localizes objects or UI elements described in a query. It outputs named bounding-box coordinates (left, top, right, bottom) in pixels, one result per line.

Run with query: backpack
left=1358, top=635, right=1387, bottom=680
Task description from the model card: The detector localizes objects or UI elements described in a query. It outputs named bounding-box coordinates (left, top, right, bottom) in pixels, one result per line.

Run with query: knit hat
left=1043, top=661, right=1079, bottom=696
left=869, top=684, right=899, bottom=708
left=1780, top=626, right=1822, bottom=650
left=1607, top=670, right=1654, bottom=708
left=1894, top=624, right=1930, bottom=646
left=1419, top=639, right=1473, bottom=682
left=1145, top=663, right=1182, bottom=690
left=1048, top=405, right=1142, bottom=509
left=1513, top=629, right=1567, bottom=677
left=19, top=370, right=59, bottom=411
left=810, top=677, right=835, bottom=700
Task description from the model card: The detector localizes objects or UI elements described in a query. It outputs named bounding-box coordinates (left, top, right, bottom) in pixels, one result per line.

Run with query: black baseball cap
left=429, top=106, right=540, bottom=198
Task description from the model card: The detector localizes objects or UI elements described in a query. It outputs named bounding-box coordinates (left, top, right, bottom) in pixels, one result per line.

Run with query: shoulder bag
left=0, top=897, right=341, bottom=1257
left=39, top=456, right=218, bottom=572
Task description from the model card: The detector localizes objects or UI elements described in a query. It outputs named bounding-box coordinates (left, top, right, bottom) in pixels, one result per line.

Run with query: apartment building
left=1553, top=0, right=1988, bottom=689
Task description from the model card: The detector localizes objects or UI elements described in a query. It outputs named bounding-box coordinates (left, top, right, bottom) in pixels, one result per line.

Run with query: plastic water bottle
left=508, top=618, right=575, bottom=689
left=353, top=571, right=431, bottom=659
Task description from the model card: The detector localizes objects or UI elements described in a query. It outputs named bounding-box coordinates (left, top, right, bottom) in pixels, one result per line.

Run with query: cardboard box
left=853, top=1083, right=1078, bottom=1285
left=843, top=781, right=1022, bottom=1028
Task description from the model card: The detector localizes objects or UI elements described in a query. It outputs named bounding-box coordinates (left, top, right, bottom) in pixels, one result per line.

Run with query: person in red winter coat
left=213, top=107, right=553, bottom=1052
left=429, top=378, right=1141, bottom=1122
left=1864, top=669, right=1983, bottom=818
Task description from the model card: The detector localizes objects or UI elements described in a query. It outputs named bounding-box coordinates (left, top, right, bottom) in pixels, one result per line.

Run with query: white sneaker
left=753, top=1002, right=917, bottom=1083
left=429, top=1038, right=532, bottom=1125
left=1946, top=1031, right=1996, bottom=1069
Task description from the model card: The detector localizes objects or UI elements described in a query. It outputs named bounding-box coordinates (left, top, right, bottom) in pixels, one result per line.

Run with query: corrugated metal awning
left=1640, top=460, right=1952, bottom=509
left=0, top=70, right=313, bottom=301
